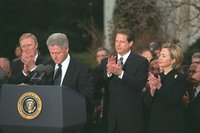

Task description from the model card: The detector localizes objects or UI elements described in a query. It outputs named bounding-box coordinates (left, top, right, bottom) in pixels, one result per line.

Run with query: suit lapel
left=62, top=58, right=74, bottom=85
left=35, top=55, right=44, bottom=64
left=123, top=52, right=134, bottom=69
left=195, top=91, right=200, bottom=101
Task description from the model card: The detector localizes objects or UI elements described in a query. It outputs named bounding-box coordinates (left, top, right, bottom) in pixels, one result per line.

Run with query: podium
left=0, top=84, right=87, bottom=133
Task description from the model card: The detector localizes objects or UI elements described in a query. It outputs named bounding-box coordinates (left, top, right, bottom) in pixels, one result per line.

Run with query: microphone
left=37, top=65, right=54, bottom=82
left=30, top=64, right=45, bottom=82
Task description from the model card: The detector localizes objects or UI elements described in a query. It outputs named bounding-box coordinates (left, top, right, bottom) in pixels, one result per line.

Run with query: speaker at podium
left=0, top=84, right=87, bottom=133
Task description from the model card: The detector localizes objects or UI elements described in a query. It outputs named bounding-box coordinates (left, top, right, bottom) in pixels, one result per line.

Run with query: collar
left=117, top=50, right=131, bottom=64
left=34, top=52, right=39, bottom=61
left=55, top=54, right=70, bottom=69
left=55, top=54, right=70, bottom=85
left=195, top=85, right=200, bottom=95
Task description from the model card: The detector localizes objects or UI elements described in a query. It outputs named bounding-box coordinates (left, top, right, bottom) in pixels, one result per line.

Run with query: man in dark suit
left=88, top=47, right=110, bottom=133
left=9, top=33, right=45, bottom=84
left=46, top=32, right=93, bottom=100
left=46, top=33, right=93, bottom=132
left=98, top=29, right=149, bottom=133
left=186, top=62, right=200, bottom=133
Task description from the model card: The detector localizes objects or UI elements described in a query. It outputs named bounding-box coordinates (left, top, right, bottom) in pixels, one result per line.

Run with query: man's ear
left=36, top=43, right=38, bottom=49
left=129, top=41, right=133, bottom=47
left=66, top=47, right=69, bottom=53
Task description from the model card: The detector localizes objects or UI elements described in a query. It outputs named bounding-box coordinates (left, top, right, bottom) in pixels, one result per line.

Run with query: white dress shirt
left=54, top=54, right=70, bottom=86
left=117, top=50, right=131, bottom=79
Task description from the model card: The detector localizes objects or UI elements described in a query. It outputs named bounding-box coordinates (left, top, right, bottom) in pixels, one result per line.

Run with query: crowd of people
left=0, top=29, right=199, bottom=133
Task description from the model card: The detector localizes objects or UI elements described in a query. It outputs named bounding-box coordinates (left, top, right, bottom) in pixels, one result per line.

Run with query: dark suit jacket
left=46, top=57, right=93, bottom=106
left=99, top=52, right=149, bottom=133
left=62, top=57, right=93, bottom=101
left=9, top=55, right=45, bottom=84
left=42, top=57, right=94, bottom=133
left=186, top=87, right=200, bottom=133
left=89, top=66, right=104, bottom=101
left=145, top=69, right=187, bottom=133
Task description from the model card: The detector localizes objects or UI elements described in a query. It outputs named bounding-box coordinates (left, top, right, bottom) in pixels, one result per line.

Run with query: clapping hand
left=148, top=72, right=162, bottom=96
left=107, top=56, right=123, bottom=76
left=21, top=52, right=36, bottom=74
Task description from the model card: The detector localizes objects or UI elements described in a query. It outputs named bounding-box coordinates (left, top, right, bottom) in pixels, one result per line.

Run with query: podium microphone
left=30, top=64, right=45, bottom=82
left=37, top=65, right=54, bottom=83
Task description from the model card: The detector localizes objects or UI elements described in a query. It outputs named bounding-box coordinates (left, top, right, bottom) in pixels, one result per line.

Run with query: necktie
left=54, top=64, right=62, bottom=85
left=119, top=57, right=123, bottom=65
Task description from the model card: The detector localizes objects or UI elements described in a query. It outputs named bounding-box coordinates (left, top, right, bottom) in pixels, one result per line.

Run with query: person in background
left=98, top=28, right=149, bottom=133
left=145, top=42, right=187, bottom=133
left=89, top=47, right=110, bottom=133
left=178, top=64, right=189, bottom=75
left=181, top=52, right=200, bottom=109
left=149, top=58, right=162, bottom=74
left=186, top=62, right=200, bottom=133
left=192, top=63, right=200, bottom=81
left=45, top=33, right=93, bottom=133
left=142, top=57, right=161, bottom=133
left=93, top=47, right=110, bottom=116
left=149, top=41, right=162, bottom=58
left=15, top=44, right=22, bottom=59
left=191, top=52, right=200, bottom=63
left=142, top=58, right=161, bottom=96
left=0, top=57, right=11, bottom=79
left=178, top=64, right=190, bottom=109
left=96, top=47, right=110, bottom=65
left=140, top=49, right=153, bottom=62
left=142, top=58, right=162, bottom=95
left=9, top=33, right=45, bottom=84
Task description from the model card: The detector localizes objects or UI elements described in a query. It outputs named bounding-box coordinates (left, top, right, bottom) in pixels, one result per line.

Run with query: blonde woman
left=145, top=42, right=187, bottom=133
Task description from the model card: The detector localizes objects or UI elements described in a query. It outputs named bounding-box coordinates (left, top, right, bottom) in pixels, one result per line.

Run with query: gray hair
left=0, top=57, right=10, bottom=70
left=192, top=52, right=200, bottom=59
left=46, top=33, right=69, bottom=49
left=96, top=47, right=110, bottom=55
left=19, top=33, right=38, bottom=45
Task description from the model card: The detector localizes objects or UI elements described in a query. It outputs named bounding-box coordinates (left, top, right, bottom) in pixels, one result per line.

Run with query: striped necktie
left=53, top=64, right=62, bottom=85
left=119, top=57, right=123, bottom=65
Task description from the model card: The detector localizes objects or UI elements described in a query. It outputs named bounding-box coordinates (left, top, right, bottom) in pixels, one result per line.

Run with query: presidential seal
left=17, top=92, right=42, bottom=120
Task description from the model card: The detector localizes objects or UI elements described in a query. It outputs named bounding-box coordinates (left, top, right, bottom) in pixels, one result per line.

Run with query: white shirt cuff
left=118, top=70, right=124, bottom=79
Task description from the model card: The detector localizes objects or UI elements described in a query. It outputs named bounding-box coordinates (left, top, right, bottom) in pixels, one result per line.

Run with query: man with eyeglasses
left=9, top=33, right=45, bottom=84
left=193, top=62, right=200, bottom=81
left=191, top=52, right=200, bottom=63
left=186, top=62, right=200, bottom=133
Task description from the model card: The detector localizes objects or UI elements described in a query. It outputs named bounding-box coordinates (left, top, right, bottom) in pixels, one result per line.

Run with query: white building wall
left=188, top=0, right=200, bottom=47
left=103, top=0, right=200, bottom=51
left=159, top=0, right=200, bottom=51
left=103, top=0, right=116, bottom=51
